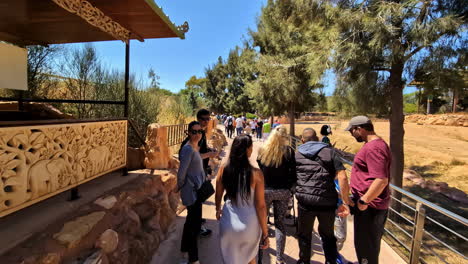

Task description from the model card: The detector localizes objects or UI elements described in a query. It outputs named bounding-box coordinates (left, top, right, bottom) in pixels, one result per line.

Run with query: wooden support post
left=124, top=42, right=130, bottom=118
left=409, top=203, right=426, bottom=264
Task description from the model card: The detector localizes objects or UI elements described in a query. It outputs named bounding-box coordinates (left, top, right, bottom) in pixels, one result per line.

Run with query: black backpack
left=228, top=117, right=233, bottom=126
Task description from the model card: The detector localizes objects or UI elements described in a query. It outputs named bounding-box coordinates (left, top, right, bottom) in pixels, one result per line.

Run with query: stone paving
left=151, top=127, right=405, bottom=264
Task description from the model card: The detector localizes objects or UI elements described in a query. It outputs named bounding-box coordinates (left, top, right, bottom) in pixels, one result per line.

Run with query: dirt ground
left=290, top=121, right=468, bottom=193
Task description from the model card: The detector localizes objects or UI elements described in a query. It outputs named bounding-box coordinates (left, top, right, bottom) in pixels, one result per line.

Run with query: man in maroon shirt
left=345, top=116, right=391, bottom=264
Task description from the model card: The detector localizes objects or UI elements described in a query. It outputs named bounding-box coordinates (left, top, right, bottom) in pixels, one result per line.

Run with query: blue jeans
left=236, top=127, right=243, bottom=136
left=256, top=127, right=262, bottom=139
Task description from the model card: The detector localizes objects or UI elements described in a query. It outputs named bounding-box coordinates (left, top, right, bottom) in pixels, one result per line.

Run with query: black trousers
left=353, top=206, right=388, bottom=264
left=181, top=200, right=202, bottom=262
left=227, top=125, right=234, bottom=138
left=297, top=206, right=337, bottom=263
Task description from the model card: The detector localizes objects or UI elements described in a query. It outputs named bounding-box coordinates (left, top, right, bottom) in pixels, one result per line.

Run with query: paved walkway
left=151, top=127, right=405, bottom=264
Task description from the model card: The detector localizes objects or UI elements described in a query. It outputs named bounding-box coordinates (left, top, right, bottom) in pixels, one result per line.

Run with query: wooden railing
left=165, top=124, right=189, bottom=146
left=0, top=119, right=127, bottom=217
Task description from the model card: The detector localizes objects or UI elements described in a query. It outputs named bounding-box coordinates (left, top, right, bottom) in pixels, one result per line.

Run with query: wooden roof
left=0, top=0, right=186, bottom=46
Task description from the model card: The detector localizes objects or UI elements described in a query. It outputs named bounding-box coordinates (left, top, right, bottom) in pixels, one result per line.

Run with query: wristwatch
left=358, top=199, right=369, bottom=205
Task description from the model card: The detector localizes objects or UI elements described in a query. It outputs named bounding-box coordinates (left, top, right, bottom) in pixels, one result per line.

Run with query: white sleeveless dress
left=219, top=189, right=262, bottom=264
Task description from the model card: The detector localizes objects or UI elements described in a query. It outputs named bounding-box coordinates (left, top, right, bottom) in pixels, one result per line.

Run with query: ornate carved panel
left=0, top=120, right=127, bottom=217
left=51, top=0, right=131, bottom=43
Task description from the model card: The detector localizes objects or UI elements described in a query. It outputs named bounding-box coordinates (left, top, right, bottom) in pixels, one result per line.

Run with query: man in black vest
left=295, top=128, right=352, bottom=264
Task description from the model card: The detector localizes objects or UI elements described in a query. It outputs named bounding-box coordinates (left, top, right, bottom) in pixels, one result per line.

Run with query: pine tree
left=334, top=0, right=466, bottom=187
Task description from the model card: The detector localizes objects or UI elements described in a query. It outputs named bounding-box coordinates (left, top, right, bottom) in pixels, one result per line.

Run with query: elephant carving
left=28, top=158, right=71, bottom=199
left=87, top=146, right=111, bottom=175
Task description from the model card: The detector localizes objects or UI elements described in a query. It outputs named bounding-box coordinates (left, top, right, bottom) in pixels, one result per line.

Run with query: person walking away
left=345, top=116, right=391, bottom=264
left=177, top=121, right=206, bottom=264
left=235, top=116, right=244, bottom=136
left=295, top=128, right=352, bottom=264
left=244, top=124, right=252, bottom=136
left=215, top=135, right=270, bottom=264
left=257, top=126, right=296, bottom=264
left=223, top=115, right=229, bottom=134
left=320, top=125, right=332, bottom=146
left=250, top=119, right=257, bottom=137
left=262, top=120, right=271, bottom=141
left=226, top=115, right=234, bottom=138
left=256, top=119, right=263, bottom=141
left=179, top=109, right=218, bottom=238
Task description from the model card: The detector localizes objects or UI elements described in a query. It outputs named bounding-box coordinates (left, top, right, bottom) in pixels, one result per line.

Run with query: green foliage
left=202, top=46, right=256, bottom=114
left=404, top=103, right=418, bottom=114
left=245, top=113, right=257, bottom=119
left=247, top=0, right=337, bottom=118
left=179, top=75, right=206, bottom=115
left=332, top=0, right=465, bottom=116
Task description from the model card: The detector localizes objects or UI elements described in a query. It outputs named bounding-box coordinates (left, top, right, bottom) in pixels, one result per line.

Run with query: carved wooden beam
left=0, top=120, right=127, bottom=217
left=50, top=0, right=131, bottom=43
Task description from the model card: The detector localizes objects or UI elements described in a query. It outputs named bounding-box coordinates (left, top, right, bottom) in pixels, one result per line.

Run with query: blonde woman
left=257, top=125, right=296, bottom=264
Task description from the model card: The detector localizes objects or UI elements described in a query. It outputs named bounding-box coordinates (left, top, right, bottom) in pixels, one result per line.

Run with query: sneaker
left=199, top=227, right=212, bottom=237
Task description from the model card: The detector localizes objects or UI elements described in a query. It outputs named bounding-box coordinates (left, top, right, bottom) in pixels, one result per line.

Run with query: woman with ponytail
left=215, top=134, right=269, bottom=264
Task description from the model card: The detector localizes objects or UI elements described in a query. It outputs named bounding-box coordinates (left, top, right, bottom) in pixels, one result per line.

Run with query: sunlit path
left=151, top=125, right=405, bottom=264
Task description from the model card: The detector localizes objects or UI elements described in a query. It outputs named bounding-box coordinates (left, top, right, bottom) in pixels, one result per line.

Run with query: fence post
left=410, top=202, right=426, bottom=264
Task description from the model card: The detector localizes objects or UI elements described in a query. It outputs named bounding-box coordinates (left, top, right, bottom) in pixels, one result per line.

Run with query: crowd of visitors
left=178, top=110, right=391, bottom=264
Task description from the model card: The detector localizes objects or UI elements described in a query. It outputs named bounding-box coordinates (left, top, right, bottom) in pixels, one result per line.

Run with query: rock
left=127, top=147, right=145, bottom=170
left=434, top=119, right=446, bottom=125
left=425, top=180, right=449, bottom=193
left=168, top=192, right=180, bottom=212
left=83, top=250, right=108, bottom=264
left=118, top=208, right=141, bottom=235
left=96, top=229, right=119, bottom=254
left=39, top=253, right=61, bottom=264
left=144, top=124, right=172, bottom=169
left=133, top=201, right=156, bottom=220
left=441, top=188, right=468, bottom=204
left=403, top=170, right=426, bottom=186
left=161, top=173, right=177, bottom=193
left=445, top=118, right=459, bottom=126
left=464, top=121, right=468, bottom=127
left=53, top=211, right=106, bottom=248
left=94, top=196, right=117, bottom=210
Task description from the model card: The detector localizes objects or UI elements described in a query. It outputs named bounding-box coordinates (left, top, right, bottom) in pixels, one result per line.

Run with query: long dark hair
left=179, top=121, right=200, bottom=157
left=222, top=134, right=253, bottom=205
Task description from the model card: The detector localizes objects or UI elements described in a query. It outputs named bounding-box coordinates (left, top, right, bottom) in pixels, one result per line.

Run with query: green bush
left=404, top=103, right=418, bottom=113
left=246, top=113, right=257, bottom=119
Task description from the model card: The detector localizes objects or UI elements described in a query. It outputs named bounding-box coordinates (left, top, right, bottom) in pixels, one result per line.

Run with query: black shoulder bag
left=196, top=179, right=215, bottom=203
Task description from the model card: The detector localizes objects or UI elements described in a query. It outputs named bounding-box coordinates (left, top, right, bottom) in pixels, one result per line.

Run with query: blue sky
left=63, top=0, right=416, bottom=95
left=64, top=0, right=266, bottom=93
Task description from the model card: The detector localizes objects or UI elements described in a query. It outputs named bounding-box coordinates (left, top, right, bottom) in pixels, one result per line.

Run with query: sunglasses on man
left=200, top=117, right=211, bottom=121
left=189, top=129, right=204, bottom=135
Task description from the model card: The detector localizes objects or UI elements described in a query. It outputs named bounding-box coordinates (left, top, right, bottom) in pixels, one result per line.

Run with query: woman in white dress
left=215, top=134, right=269, bottom=264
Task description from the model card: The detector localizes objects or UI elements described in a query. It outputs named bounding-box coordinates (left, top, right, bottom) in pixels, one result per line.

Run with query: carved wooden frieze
left=51, top=0, right=131, bottom=43
left=0, top=120, right=127, bottom=217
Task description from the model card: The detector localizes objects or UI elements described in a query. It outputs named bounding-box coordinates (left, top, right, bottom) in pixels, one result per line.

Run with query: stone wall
left=0, top=169, right=180, bottom=264
left=405, top=114, right=468, bottom=127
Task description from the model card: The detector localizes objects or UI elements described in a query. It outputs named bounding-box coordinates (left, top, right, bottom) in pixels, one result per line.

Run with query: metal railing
left=339, top=159, right=468, bottom=264
left=287, top=136, right=468, bottom=263
left=165, top=123, right=189, bottom=146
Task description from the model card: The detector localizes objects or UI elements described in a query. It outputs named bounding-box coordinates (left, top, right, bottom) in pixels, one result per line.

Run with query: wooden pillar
left=124, top=41, right=130, bottom=118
